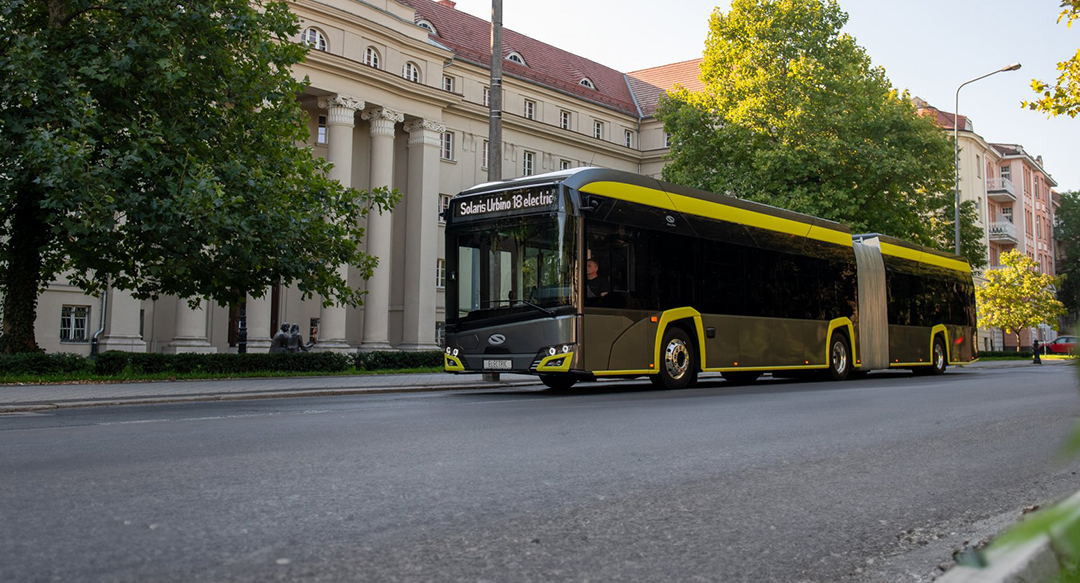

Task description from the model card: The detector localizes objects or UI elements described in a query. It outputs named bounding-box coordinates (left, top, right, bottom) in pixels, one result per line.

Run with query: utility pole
left=487, top=0, right=503, bottom=182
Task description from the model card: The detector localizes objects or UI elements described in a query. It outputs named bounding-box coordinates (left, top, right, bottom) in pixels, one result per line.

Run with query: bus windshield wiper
left=481, top=299, right=557, bottom=317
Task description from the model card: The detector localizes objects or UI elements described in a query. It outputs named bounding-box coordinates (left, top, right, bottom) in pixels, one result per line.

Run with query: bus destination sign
left=456, top=187, right=558, bottom=218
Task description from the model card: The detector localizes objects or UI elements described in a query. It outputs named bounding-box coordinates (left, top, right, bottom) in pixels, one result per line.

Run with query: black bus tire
left=539, top=374, right=576, bottom=390
left=654, top=326, right=697, bottom=390
left=825, top=333, right=851, bottom=382
left=928, top=336, right=948, bottom=375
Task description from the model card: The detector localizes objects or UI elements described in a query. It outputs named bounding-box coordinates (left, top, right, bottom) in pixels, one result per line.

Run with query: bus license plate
left=483, top=359, right=513, bottom=370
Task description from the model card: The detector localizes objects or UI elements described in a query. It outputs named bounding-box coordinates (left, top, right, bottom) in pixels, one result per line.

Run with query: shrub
left=355, top=350, right=443, bottom=371
left=125, top=352, right=352, bottom=375
left=0, top=352, right=94, bottom=376
left=979, top=350, right=1035, bottom=358
left=94, top=351, right=131, bottom=376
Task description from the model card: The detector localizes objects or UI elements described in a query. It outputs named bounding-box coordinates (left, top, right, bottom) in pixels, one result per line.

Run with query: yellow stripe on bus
left=578, top=182, right=853, bottom=247
left=879, top=242, right=971, bottom=273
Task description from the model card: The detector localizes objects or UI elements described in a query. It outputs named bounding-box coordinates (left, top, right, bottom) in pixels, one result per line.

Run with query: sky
left=448, top=0, right=1079, bottom=192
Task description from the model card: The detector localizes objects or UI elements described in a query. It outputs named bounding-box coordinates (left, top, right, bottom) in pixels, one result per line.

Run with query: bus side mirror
left=580, top=195, right=602, bottom=213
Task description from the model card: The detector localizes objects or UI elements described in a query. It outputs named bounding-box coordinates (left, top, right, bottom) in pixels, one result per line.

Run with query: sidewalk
left=0, top=359, right=1069, bottom=413
left=0, top=372, right=542, bottom=412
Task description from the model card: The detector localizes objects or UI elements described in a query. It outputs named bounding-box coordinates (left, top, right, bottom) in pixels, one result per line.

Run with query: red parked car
left=1045, top=335, right=1077, bottom=355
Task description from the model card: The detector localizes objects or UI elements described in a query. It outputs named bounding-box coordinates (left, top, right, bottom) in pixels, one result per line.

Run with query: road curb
left=939, top=490, right=1080, bottom=583
left=0, top=381, right=542, bottom=413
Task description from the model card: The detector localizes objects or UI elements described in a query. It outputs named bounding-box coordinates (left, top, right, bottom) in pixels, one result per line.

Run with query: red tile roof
left=913, top=98, right=971, bottom=131
left=398, top=0, right=639, bottom=116
left=626, top=59, right=705, bottom=116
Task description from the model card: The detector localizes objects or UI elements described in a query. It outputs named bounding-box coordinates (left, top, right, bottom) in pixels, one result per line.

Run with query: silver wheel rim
left=831, top=340, right=848, bottom=375
left=665, top=338, right=690, bottom=380
left=935, top=343, right=945, bottom=370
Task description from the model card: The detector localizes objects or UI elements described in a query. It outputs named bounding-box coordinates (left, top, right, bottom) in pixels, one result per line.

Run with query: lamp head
left=1001, top=63, right=1022, bottom=72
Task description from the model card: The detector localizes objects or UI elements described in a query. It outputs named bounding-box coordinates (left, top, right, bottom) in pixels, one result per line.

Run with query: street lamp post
left=953, top=63, right=1021, bottom=256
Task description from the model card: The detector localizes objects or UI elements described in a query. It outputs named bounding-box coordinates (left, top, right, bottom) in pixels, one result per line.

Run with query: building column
left=245, top=292, right=273, bottom=352
left=400, top=119, right=444, bottom=351
left=313, top=95, right=365, bottom=352
left=98, top=287, right=147, bottom=353
left=359, top=107, right=403, bottom=351
left=167, top=299, right=215, bottom=353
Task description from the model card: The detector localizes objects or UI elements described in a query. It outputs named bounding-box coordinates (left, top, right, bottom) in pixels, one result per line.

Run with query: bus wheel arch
left=824, top=329, right=852, bottom=382
left=651, top=322, right=699, bottom=390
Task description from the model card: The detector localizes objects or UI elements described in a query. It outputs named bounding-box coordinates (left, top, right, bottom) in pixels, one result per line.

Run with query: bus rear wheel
left=539, top=374, right=577, bottom=390
left=824, top=333, right=851, bottom=382
left=650, top=327, right=697, bottom=390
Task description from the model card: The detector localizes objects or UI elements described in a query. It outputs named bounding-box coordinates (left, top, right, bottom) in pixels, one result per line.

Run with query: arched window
left=417, top=19, right=437, bottom=35
left=403, top=61, right=421, bottom=83
left=364, top=46, right=381, bottom=69
left=579, top=77, right=595, bottom=89
left=302, top=28, right=327, bottom=52
left=506, top=51, right=526, bottom=66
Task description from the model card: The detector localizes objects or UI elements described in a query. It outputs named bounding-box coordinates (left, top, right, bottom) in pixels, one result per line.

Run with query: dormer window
left=579, top=78, right=595, bottom=89
left=506, top=51, right=526, bottom=66
left=302, top=28, right=327, bottom=52
left=417, top=19, right=437, bottom=35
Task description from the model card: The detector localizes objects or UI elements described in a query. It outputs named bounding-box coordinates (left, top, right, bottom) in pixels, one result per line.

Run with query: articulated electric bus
left=442, top=168, right=977, bottom=390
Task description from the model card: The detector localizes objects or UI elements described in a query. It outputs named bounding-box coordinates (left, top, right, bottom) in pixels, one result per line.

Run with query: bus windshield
left=449, top=213, right=576, bottom=322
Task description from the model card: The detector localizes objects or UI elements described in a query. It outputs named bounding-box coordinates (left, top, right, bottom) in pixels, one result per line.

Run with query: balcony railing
left=986, top=177, right=1017, bottom=202
left=988, top=220, right=1018, bottom=243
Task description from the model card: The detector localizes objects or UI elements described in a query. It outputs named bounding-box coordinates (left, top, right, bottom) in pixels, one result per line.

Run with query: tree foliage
left=0, top=0, right=396, bottom=353
left=1055, top=191, right=1080, bottom=314
left=656, top=0, right=985, bottom=268
left=975, top=250, right=1066, bottom=350
left=1025, top=0, right=1080, bottom=117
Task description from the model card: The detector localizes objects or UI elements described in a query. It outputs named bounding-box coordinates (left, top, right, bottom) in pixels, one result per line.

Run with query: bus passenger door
left=582, top=225, right=651, bottom=373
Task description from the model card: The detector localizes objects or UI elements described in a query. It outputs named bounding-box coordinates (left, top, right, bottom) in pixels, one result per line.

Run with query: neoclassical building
left=34, top=0, right=694, bottom=355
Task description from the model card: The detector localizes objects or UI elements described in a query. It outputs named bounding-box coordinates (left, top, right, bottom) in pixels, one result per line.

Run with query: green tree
left=656, top=0, right=986, bottom=268
left=0, top=0, right=396, bottom=353
left=1025, top=0, right=1080, bottom=117
left=975, top=249, right=1066, bottom=351
left=1056, top=191, right=1080, bottom=314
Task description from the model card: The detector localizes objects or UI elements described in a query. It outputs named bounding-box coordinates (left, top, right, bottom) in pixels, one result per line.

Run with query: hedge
left=354, top=350, right=443, bottom=371
left=978, top=350, right=1036, bottom=358
left=0, top=352, right=94, bottom=376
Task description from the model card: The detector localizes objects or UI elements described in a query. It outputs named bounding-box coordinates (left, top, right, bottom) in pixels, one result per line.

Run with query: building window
left=440, top=194, right=452, bottom=223
left=440, top=131, right=454, bottom=160
left=482, top=140, right=489, bottom=169
left=364, top=47, right=381, bottom=69
left=593, top=120, right=603, bottom=140
left=403, top=62, right=421, bottom=83
left=436, top=321, right=446, bottom=348
left=579, top=78, right=595, bottom=89
left=624, top=130, right=634, bottom=148
left=524, top=99, right=536, bottom=120
left=976, top=155, right=982, bottom=178
left=483, top=86, right=490, bottom=107
left=665, top=132, right=672, bottom=147
left=442, top=75, right=454, bottom=92
left=560, top=110, right=571, bottom=130
left=317, top=115, right=327, bottom=144
left=523, top=151, right=535, bottom=176
left=436, top=259, right=446, bottom=289
left=506, top=51, right=526, bottom=66
left=302, top=28, right=327, bottom=52
left=560, top=159, right=571, bottom=170
left=1000, top=165, right=1011, bottom=181
left=60, top=305, right=90, bottom=343
left=417, top=19, right=437, bottom=35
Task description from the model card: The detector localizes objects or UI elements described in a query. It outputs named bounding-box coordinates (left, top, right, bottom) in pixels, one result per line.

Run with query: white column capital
left=405, top=119, right=446, bottom=147
left=363, top=107, right=404, bottom=137
left=318, top=95, right=365, bottom=126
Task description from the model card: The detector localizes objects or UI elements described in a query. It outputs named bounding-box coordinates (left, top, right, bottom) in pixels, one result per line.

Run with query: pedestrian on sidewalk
left=1033, top=339, right=1042, bottom=365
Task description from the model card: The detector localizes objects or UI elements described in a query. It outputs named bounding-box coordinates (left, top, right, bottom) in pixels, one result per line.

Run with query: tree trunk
left=0, top=190, right=48, bottom=354
left=1015, top=331, right=1022, bottom=353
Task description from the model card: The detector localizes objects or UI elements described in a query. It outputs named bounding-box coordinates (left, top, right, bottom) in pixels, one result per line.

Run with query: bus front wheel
left=539, top=374, right=577, bottom=390
left=650, top=327, right=698, bottom=390
left=928, top=337, right=948, bottom=375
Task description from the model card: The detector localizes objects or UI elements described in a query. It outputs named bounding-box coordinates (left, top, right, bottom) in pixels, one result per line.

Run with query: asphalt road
left=2, top=364, right=1078, bottom=583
